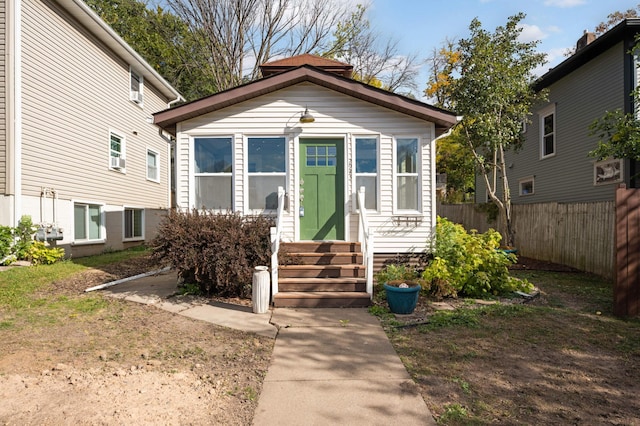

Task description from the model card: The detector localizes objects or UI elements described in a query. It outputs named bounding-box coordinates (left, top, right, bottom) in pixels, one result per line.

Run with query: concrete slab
left=101, top=271, right=277, bottom=338
left=271, top=307, right=379, bottom=328
left=254, top=379, right=433, bottom=426
left=180, top=304, right=277, bottom=339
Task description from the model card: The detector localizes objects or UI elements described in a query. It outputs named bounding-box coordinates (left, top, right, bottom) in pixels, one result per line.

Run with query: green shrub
left=0, top=226, right=12, bottom=259
left=27, top=241, right=65, bottom=265
left=422, top=217, right=533, bottom=298
left=14, top=216, right=37, bottom=260
left=374, top=264, right=419, bottom=285
left=151, top=209, right=273, bottom=298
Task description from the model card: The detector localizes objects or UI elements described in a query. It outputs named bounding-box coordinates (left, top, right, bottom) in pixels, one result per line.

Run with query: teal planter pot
left=383, top=282, right=420, bottom=314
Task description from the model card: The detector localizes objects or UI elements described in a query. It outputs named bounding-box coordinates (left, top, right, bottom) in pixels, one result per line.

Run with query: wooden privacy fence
left=437, top=201, right=615, bottom=280
left=615, top=185, right=640, bottom=317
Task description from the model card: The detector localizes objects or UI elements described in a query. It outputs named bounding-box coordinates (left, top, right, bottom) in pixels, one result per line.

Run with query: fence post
left=615, top=184, right=640, bottom=317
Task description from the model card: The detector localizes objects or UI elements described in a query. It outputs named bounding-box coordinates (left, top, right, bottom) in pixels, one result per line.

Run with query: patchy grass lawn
left=0, top=249, right=273, bottom=425
left=380, top=270, right=640, bottom=425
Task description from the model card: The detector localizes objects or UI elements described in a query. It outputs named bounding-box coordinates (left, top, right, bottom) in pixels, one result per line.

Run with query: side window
left=147, top=149, right=160, bottom=182
left=130, top=68, right=144, bottom=105
left=124, top=208, right=144, bottom=240
left=539, top=104, right=555, bottom=158
left=248, top=137, right=286, bottom=210
left=355, top=137, right=378, bottom=210
left=109, top=130, right=126, bottom=171
left=193, top=137, right=233, bottom=209
left=74, top=203, right=103, bottom=242
left=396, top=137, right=420, bottom=211
left=519, top=176, right=534, bottom=196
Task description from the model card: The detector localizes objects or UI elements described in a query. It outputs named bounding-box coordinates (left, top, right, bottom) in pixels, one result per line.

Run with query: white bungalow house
left=1, top=0, right=182, bottom=257
left=153, top=54, right=458, bottom=307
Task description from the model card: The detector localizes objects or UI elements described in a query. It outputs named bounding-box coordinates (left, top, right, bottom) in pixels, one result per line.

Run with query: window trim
left=518, top=176, right=535, bottom=196
left=539, top=103, right=556, bottom=159
left=393, top=136, right=422, bottom=214
left=353, top=135, right=380, bottom=212
left=72, top=201, right=105, bottom=245
left=109, top=129, right=126, bottom=173
left=146, top=148, right=160, bottom=183
left=130, top=66, right=144, bottom=106
left=244, top=135, right=288, bottom=214
left=123, top=207, right=145, bottom=241
left=191, top=135, right=234, bottom=211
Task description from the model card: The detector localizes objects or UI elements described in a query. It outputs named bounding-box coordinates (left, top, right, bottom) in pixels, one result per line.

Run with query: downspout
left=431, top=116, right=463, bottom=227
left=9, top=0, right=22, bottom=228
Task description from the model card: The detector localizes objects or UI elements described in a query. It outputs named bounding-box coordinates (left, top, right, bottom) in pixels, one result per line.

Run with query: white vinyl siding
left=175, top=83, right=436, bottom=253
left=19, top=1, right=171, bottom=209
left=0, top=1, right=6, bottom=192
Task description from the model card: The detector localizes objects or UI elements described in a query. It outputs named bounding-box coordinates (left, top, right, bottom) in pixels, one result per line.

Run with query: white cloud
left=543, top=0, right=586, bottom=8
left=518, top=24, right=549, bottom=43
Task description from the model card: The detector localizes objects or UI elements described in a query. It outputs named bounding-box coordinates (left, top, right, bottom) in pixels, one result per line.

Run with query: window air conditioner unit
left=111, top=156, right=126, bottom=169
left=131, top=91, right=143, bottom=103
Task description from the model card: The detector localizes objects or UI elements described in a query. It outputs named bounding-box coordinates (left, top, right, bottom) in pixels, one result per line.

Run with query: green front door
left=300, top=139, right=344, bottom=240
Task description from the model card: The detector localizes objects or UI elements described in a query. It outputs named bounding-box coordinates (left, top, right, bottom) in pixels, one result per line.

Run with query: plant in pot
left=374, top=264, right=422, bottom=314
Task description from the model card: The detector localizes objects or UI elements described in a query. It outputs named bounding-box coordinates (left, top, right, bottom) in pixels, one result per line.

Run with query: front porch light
left=299, top=107, right=315, bottom=123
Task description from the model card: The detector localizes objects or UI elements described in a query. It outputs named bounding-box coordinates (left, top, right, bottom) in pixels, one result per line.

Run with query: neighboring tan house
left=476, top=19, right=640, bottom=204
left=0, top=0, right=182, bottom=257
left=153, top=54, right=458, bottom=307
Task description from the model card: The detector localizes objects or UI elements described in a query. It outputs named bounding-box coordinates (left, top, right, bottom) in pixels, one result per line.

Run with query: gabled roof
left=153, top=64, right=458, bottom=136
left=55, top=0, right=182, bottom=101
left=534, top=18, right=640, bottom=91
left=260, top=54, right=353, bottom=77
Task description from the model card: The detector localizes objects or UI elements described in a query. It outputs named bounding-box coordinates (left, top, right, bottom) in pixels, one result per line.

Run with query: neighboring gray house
left=476, top=19, right=640, bottom=204
left=1, top=0, right=182, bottom=257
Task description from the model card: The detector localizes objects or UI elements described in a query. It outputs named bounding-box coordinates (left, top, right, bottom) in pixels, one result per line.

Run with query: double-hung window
left=539, top=104, right=556, bottom=158
left=74, top=203, right=103, bottom=242
left=124, top=208, right=144, bottom=240
left=194, top=137, right=233, bottom=209
left=109, top=130, right=125, bottom=171
left=396, top=138, right=420, bottom=211
left=130, top=68, right=144, bottom=104
left=147, top=149, right=159, bottom=182
left=355, top=137, right=378, bottom=210
left=248, top=137, right=286, bottom=210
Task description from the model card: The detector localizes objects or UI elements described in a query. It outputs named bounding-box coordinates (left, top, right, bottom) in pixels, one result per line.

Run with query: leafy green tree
left=449, top=14, right=547, bottom=247
left=436, top=127, right=475, bottom=203
left=424, top=38, right=459, bottom=110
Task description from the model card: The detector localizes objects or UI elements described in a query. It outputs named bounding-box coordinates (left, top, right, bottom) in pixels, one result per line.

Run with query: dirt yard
left=2, top=254, right=639, bottom=425
left=0, top=255, right=273, bottom=425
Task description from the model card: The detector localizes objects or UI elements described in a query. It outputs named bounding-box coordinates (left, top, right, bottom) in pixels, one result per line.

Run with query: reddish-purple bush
left=151, top=209, right=272, bottom=298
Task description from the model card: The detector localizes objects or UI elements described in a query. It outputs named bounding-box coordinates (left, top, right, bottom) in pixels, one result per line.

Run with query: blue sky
left=367, top=0, right=639, bottom=96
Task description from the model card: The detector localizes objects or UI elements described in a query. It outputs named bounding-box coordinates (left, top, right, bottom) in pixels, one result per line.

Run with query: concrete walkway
left=253, top=308, right=435, bottom=425
left=99, top=272, right=435, bottom=425
left=100, top=270, right=277, bottom=338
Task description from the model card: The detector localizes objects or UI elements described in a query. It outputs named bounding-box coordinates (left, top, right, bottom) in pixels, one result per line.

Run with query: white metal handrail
left=270, top=187, right=286, bottom=301
left=356, top=186, right=374, bottom=299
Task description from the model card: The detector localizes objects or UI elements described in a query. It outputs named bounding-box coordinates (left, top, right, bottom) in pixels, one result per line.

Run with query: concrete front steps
left=274, top=242, right=371, bottom=308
